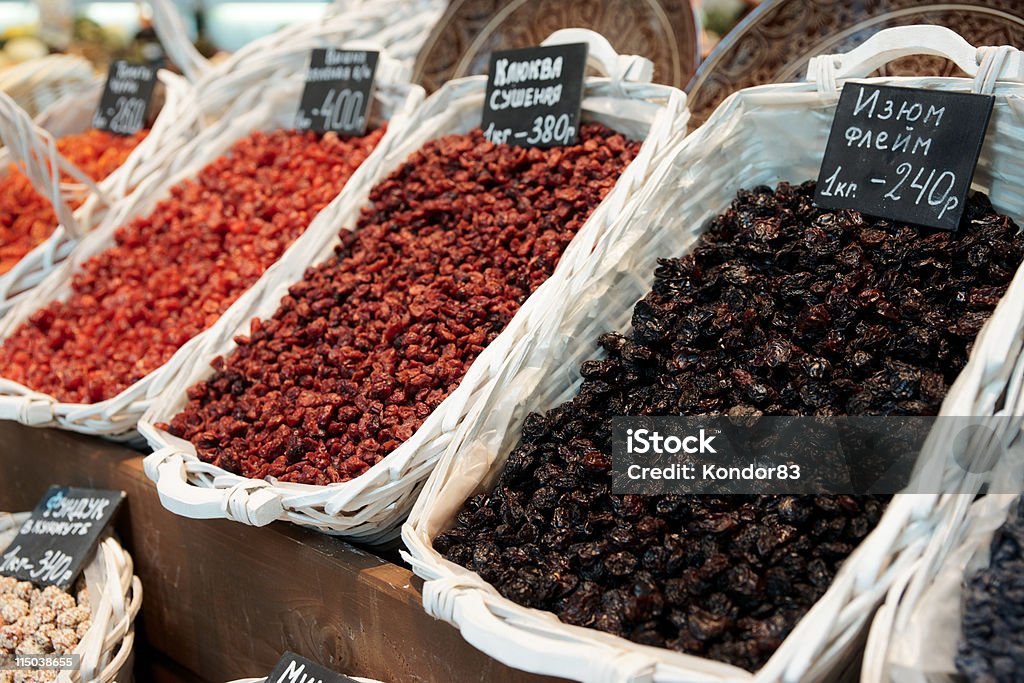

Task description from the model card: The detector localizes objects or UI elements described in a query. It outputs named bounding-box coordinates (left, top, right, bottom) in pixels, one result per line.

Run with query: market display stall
left=0, top=4, right=1022, bottom=683
left=0, top=421, right=561, bottom=683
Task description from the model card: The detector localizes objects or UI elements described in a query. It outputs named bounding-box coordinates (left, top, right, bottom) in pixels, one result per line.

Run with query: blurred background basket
left=0, top=54, right=93, bottom=117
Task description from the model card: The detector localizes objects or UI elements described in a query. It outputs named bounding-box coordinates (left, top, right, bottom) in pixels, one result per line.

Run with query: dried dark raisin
left=439, top=183, right=1023, bottom=671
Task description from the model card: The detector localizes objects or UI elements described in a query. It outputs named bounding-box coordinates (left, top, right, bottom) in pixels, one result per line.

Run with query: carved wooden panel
left=687, top=0, right=1024, bottom=128
left=413, top=0, right=701, bottom=92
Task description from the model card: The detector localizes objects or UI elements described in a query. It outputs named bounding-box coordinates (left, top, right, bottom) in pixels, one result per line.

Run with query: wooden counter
left=0, top=422, right=563, bottom=683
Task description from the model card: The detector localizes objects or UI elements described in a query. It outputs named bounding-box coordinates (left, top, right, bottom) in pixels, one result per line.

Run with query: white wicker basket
left=152, top=0, right=444, bottom=89
left=0, top=43, right=425, bottom=436
left=184, top=0, right=442, bottom=125
left=858, top=492, right=1020, bottom=683
left=860, top=325, right=1024, bottom=683
left=0, top=55, right=94, bottom=118
left=0, top=70, right=196, bottom=318
left=0, top=89, right=108, bottom=242
left=401, top=26, right=1024, bottom=683
left=0, top=512, right=142, bottom=683
left=138, top=28, right=689, bottom=543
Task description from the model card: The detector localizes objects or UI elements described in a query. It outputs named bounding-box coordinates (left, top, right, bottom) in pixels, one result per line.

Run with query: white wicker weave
left=0, top=89, right=108, bottom=240
left=137, top=29, right=689, bottom=543
left=401, top=26, right=1024, bottom=683
left=859, top=492, right=1020, bottom=683
left=860, top=340, right=1024, bottom=683
left=860, top=327, right=1024, bottom=683
left=152, top=0, right=443, bottom=89
left=0, top=70, right=196, bottom=318
left=0, top=55, right=94, bottom=118
left=182, top=1, right=441, bottom=125
left=0, top=44, right=425, bottom=436
left=0, top=512, right=142, bottom=683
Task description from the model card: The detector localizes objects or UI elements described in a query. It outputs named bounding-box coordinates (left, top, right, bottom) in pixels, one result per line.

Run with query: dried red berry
left=0, top=129, right=146, bottom=274
left=163, top=124, right=640, bottom=485
left=0, top=128, right=385, bottom=402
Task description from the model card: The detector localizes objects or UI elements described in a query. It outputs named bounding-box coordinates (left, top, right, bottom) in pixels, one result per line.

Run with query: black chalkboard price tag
left=295, top=49, right=378, bottom=136
left=482, top=42, right=588, bottom=148
left=92, top=60, right=159, bottom=136
left=816, top=83, right=994, bottom=231
left=0, top=486, right=124, bottom=590
left=266, top=652, right=358, bottom=683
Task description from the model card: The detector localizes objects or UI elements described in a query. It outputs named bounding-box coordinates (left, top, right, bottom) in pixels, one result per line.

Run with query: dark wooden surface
left=0, top=422, right=564, bottom=683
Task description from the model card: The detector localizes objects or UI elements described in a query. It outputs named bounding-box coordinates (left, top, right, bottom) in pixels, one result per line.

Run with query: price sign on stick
left=267, top=652, right=359, bottom=683
left=816, top=83, right=994, bottom=231
left=0, top=486, right=124, bottom=590
left=92, top=60, right=159, bottom=136
left=296, top=49, right=378, bottom=136
left=482, top=43, right=588, bottom=147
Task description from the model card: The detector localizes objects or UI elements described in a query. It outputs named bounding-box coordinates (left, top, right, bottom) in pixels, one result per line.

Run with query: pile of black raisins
left=958, top=497, right=1024, bottom=682
left=436, top=181, right=1024, bottom=671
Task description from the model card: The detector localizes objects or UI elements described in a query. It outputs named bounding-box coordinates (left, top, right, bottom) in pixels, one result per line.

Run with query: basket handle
left=149, top=0, right=211, bottom=83
left=0, top=390, right=56, bottom=426
left=541, top=28, right=654, bottom=85
left=0, top=92, right=108, bottom=240
left=422, top=579, right=662, bottom=683
left=806, top=25, right=1024, bottom=94
left=0, top=512, right=18, bottom=534
left=143, top=448, right=283, bottom=526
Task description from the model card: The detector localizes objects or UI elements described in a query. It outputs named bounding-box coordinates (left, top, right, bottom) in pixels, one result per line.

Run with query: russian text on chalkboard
left=267, top=652, right=358, bottom=683
left=0, top=486, right=124, bottom=590
left=295, top=49, right=378, bottom=136
left=482, top=42, right=588, bottom=148
left=92, top=60, right=159, bottom=136
left=816, top=83, right=994, bottom=231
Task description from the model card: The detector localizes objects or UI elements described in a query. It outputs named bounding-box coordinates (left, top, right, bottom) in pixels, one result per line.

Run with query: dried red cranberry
left=163, top=124, right=640, bottom=485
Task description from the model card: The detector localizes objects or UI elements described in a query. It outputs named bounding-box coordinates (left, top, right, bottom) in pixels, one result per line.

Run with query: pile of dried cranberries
left=164, top=124, right=640, bottom=485
left=0, top=129, right=146, bottom=274
left=0, top=128, right=384, bottom=402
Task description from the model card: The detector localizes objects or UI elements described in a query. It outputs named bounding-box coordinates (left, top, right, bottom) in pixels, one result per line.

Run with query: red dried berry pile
left=436, top=182, right=1024, bottom=671
left=163, top=124, right=640, bottom=485
left=0, top=129, right=147, bottom=274
left=0, top=128, right=385, bottom=402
